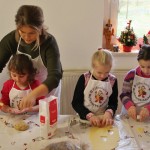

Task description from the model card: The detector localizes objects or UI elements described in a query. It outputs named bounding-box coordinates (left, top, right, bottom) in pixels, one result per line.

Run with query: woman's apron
left=84, top=72, right=112, bottom=115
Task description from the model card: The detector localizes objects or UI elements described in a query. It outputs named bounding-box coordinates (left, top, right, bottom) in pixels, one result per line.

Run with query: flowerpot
left=123, top=45, right=133, bottom=52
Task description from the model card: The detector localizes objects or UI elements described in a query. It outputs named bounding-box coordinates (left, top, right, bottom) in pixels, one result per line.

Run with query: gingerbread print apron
left=84, top=72, right=112, bottom=115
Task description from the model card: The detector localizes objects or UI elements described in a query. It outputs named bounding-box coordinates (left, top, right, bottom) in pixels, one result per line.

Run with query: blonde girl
left=72, top=49, right=118, bottom=127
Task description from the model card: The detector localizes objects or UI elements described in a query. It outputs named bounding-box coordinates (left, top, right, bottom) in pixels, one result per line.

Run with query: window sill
left=111, top=50, right=138, bottom=70
left=111, top=50, right=138, bottom=57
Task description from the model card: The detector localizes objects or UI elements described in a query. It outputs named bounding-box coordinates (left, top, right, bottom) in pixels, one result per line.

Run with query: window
left=117, top=0, right=150, bottom=38
left=104, top=0, right=150, bottom=51
left=103, top=0, right=139, bottom=70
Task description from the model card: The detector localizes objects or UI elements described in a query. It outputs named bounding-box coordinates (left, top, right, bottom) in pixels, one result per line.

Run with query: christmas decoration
left=143, top=34, right=148, bottom=44
left=146, top=31, right=150, bottom=44
left=141, top=31, right=150, bottom=48
left=103, top=19, right=114, bottom=50
left=119, top=20, right=137, bottom=47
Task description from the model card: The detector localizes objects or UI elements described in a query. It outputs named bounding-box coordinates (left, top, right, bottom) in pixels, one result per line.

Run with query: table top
left=0, top=111, right=150, bottom=150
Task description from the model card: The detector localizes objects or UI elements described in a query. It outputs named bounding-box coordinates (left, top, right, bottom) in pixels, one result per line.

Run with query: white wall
left=0, top=0, right=104, bottom=70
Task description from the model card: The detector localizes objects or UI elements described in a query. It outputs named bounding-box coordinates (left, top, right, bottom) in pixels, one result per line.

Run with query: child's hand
left=9, top=108, right=23, bottom=114
left=139, top=107, right=149, bottom=122
left=6, top=107, right=26, bottom=114
left=1, top=105, right=11, bottom=113
left=101, top=111, right=113, bottom=127
left=0, top=102, right=4, bottom=109
left=11, top=108, right=28, bottom=114
left=89, top=115, right=102, bottom=127
left=1, top=105, right=26, bottom=114
left=128, top=106, right=137, bottom=120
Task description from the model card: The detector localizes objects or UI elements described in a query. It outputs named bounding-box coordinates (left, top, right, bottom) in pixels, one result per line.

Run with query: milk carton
left=39, top=96, right=58, bottom=139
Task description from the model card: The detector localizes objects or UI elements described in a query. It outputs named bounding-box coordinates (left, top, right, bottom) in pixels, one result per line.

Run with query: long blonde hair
left=91, top=49, right=113, bottom=67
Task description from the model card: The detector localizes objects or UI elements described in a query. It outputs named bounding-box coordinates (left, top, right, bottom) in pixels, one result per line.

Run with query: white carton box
left=39, top=96, right=58, bottom=139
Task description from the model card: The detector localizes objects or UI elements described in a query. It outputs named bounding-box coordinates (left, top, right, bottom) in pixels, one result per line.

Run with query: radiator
left=60, top=70, right=128, bottom=115
left=60, top=70, right=86, bottom=114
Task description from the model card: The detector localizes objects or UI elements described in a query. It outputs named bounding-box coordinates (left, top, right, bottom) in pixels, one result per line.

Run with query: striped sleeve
left=120, top=69, right=135, bottom=110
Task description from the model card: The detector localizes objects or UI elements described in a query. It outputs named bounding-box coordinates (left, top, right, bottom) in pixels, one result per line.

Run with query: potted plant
left=119, top=20, right=137, bottom=52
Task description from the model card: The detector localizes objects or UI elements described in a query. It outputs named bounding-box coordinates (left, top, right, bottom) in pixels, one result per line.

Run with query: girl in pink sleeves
left=120, top=44, right=150, bottom=122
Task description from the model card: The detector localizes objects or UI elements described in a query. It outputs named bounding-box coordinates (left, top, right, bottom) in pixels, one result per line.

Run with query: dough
left=88, top=126, right=119, bottom=150
left=14, top=120, right=29, bottom=131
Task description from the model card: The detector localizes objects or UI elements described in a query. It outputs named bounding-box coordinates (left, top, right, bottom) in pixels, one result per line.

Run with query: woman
left=0, top=5, right=63, bottom=110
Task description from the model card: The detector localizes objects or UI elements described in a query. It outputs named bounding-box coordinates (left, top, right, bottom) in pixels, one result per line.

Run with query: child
left=0, top=54, right=44, bottom=114
left=120, top=44, right=150, bottom=122
left=72, top=49, right=118, bottom=127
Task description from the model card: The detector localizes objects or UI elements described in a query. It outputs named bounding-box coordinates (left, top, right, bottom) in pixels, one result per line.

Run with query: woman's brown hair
left=15, top=5, right=48, bottom=44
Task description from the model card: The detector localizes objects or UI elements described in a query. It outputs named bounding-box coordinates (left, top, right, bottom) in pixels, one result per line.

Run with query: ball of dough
left=14, top=120, right=29, bottom=131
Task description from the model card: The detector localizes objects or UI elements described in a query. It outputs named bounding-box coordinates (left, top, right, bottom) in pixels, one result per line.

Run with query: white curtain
left=103, top=0, right=119, bottom=47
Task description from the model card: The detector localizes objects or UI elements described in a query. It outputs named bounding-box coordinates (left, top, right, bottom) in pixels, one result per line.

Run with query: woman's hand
left=19, top=95, right=36, bottom=110
left=19, top=84, right=48, bottom=110
left=127, top=106, right=137, bottom=120
left=139, top=107, right=149, bottom=122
